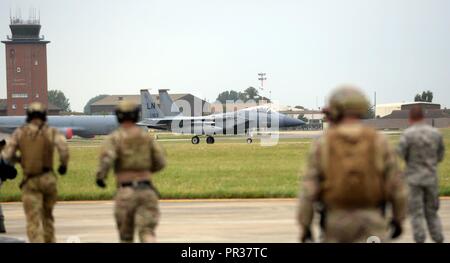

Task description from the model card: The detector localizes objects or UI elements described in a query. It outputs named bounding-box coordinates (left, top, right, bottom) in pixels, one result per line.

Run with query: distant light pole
left=258, top=72, right=267, bottom=88
left=258, top=72, right=270, bottom=102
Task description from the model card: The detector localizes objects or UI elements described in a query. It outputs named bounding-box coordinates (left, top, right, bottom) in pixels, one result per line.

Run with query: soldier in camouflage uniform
left=298, top=86, right=408, bottom=243
left=95, top=101, right=166, bottom=243
left=398, top=106, right=445, bottom=243
left=1, top=102, right=69, bottom=243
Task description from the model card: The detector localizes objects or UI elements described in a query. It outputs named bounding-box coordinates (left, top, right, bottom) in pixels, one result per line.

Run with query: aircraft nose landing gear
left=206, top=136, right=215, bottom=144
left=191, top=136, right=200, bottom=144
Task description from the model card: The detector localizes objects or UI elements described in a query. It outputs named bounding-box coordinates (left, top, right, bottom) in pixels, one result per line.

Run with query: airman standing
left=398, top=106, right=445, bottom=243
left=1, top=102, right=69, bottom=243
left=95, top=101, right=166, bottom=243
left=298, top=85, right=407, bottom=243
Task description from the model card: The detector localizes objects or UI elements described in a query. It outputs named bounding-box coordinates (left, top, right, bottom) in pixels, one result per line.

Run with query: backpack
left=115, top=129, right=152, bottom=172
left=320, top=125, right=385, bottom=209
left=18, top=125, right=54, bottom=176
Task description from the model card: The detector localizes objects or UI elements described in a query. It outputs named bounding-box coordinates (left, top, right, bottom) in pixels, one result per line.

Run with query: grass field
left=1, top=130, right=450, bottom=201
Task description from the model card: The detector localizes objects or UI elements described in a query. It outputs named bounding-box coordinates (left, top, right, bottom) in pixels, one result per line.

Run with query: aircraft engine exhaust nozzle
left=57, top=128, right=74, bottom=139
left=66, top=128, right=73, bottom=139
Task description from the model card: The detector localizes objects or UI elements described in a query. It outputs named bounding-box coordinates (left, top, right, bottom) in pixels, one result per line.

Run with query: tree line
left=414, top=90, right=433, bottom=103
left=47, top=90, right=108, bottom=114
left=216, top=87, right=269, bottom=103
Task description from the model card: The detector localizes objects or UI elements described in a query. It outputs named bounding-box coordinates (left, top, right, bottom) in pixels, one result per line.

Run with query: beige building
left=375, top=103, right=403, bottom=118
left=376, top=102, right=441, bottom=118
left=365, top=103, right=448, bottom=130
left=90, top=93, right=209, bottom=117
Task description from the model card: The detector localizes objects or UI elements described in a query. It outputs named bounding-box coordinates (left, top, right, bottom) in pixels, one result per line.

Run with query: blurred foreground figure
left=398, top=106, right=445, bottom=243
left=0, top=201, right=4, bottom=234
left=297, top=85, right=407, bottom=243
left=0, top=139, right=13, bottom=233
left=1, top=102, right=69, bottom=243
left=95, top=101, right=166, bottom=243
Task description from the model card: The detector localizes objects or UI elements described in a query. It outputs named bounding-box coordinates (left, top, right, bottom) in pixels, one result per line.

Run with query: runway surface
left=1, top=199, right=450, bottom=243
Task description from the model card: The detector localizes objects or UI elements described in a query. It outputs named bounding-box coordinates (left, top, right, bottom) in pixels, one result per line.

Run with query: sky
left=0, top=0, right=449, bottom=112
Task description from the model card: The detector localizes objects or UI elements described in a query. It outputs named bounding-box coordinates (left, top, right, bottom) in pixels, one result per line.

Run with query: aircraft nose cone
left=281, top=115, right=305, bottom=127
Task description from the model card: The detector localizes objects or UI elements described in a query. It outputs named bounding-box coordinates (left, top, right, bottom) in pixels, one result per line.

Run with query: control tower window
left=12, top=93, right=28, bottom=98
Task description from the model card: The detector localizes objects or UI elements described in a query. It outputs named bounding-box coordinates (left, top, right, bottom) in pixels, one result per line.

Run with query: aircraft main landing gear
left=206, top=136, right=215, bottom=144
left=191, top=136, right=200, bottom=144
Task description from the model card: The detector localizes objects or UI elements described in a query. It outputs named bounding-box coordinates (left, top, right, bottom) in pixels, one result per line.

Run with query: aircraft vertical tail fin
left=140, top=89, right=164, bottom=119
left=159, top=89, right=181, bottom=116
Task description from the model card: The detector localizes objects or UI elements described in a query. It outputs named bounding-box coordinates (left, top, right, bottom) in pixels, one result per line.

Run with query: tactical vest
left=18, top=125, right=55, bottom=176
left=320, top=125, right=385, bottom=210
left=115, top=129, right=152, bottom=172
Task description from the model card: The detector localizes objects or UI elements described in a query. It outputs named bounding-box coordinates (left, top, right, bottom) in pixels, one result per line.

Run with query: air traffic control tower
left=2, top=15, right=50, bottom=116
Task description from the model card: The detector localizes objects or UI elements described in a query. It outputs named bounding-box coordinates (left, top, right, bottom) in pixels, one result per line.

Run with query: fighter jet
left=138, top=89, right=305, bottom=144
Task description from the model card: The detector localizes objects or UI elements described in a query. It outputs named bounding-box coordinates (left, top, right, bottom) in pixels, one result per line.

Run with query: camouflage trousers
left=21, top=173, right=58, bottom=243
left=114, top=187, right=160, bottom=243
left=323, top=209, right=388, bottom=243
left=408, top=184, right=444, bottom=243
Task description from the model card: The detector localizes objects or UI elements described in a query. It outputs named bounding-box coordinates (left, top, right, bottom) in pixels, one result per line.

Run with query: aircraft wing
left=140, top=115, right=214, bottom=123
left=138, top=113, right=248, bottom=127
left=136, top=121, right=168, bottom=130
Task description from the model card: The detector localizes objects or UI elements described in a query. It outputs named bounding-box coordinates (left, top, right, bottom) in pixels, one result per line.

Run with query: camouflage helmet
left=26, top=102, right=47, bottom=123
left=115, top=100, right=140, bottom=123
left=327, top=85, right=370, bottom=120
